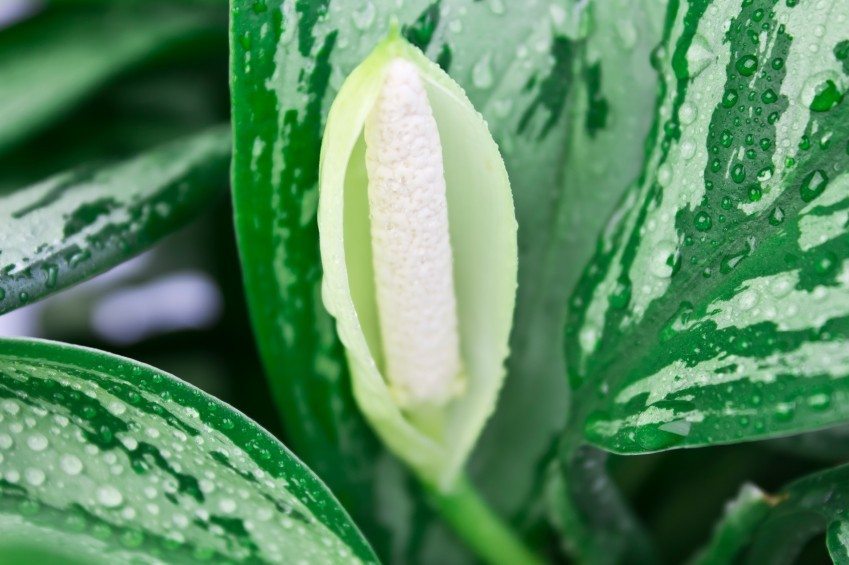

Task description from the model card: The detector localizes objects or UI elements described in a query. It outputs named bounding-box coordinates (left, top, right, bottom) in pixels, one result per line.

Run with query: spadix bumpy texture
left=364, top=59, right=463, bottom=408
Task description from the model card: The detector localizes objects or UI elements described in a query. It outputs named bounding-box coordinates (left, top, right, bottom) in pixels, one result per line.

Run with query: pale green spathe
left=318, top=28, right=517, bottom=491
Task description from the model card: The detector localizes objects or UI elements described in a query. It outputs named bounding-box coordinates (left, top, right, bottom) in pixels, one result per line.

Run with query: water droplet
left=25, top=468, right=45, bottom=486
left=615, top=19, right=637, bottom=48
left=650, top=241, right=678, bottom=278
left=799, top=169, right=829, bottom=202
left=737, top=289, right=759, bottom=310
left=471, top=54, right=494, bottom=89
left=352, top=2, right=375, bottom=30
left=97, top=485, right=123, bottom=508
left=679, top=102, right=697, bottom=125
left=757, top=166, right=773, bottom=182
left=488, top=0, right=505, bottom=15
left=810, top=80, right=843, bottom=112
left=694, top=211, right=713, bottom=231
left=761, top=88, right=778, bottom=104
left=814, top=250, right=838, bottom=275
left=634, top=423, right=686, bottom=450
left=107, top=401, right=126, bottom=416
left=27, top=434, right=48, bottom=451
left=807, top=392, right=831, bottom=410
left=44, top=264, right=58, bottom=289
left=731, top=163, right=746, bottom=184
left=686, top=34, right=714, bottom=78
left=60, top=454, right=83, bottom=476
left=774, top=402, right=796, bottom=422
left=219, top=498, right=237, bottom=513
left=747, top=184, right=763, bottom=202
left=0, top=435, right=12, bottom=449
left=657, top=163, right=673, bottom=186
left=735, top=54, right=758, bottom=77
left=722, top=89, right=739, bottom=108
left=680, top=140, right=696, bottom=160
left=768, top=206, right=785, bottom=225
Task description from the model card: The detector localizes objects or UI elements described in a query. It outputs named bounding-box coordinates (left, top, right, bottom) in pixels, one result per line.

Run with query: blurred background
left=0, top=2, right=840, bottom=563
left=0, top=0, right=283, bottom=438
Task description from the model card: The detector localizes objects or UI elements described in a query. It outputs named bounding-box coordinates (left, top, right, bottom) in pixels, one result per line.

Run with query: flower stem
left=428, top=475, right=544, bottom=565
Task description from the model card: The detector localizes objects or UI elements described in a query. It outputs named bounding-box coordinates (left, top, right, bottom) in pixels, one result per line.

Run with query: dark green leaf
left=0, top=337, right=377, bottom=563
left=0, top=126, right=231, bottom=314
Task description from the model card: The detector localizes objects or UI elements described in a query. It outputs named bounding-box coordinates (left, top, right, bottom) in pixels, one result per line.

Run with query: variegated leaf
left=0, top=338, right=377, bottom=563
left=0, top=127, right=230, bottom=314
left=566, top=0, right=849, bottom=452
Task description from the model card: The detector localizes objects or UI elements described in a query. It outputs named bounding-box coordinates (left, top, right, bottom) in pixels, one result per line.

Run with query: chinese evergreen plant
left=1, top=0, right=848, bottom=563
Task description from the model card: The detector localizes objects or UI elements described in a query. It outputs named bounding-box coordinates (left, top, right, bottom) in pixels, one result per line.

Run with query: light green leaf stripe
left=566, top=0, right=849, bottom=452
left=0, top=338, right=377, bottom=563
left=0, top=5, right=223, bottom=154
left=0, top=127, right=230, bottom=314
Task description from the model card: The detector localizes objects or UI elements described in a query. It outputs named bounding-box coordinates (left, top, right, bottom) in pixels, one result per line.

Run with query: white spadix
left=318, top=28, right=517, bottom=490
left=364, top=58, right=464, bottom=408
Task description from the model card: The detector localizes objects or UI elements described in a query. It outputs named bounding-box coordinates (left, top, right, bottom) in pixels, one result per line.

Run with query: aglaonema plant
left=3, top=0, right=849, bottom=563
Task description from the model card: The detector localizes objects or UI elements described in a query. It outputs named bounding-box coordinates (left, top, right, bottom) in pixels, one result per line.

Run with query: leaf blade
left=0, top=126, right=231, bottom=314
left=567, top=0, right=849, bottom=454
left=0, top=337, right=377, bottom=563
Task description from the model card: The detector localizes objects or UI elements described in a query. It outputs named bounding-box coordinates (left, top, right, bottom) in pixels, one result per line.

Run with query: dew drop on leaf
left=694, top=211, right=712, bottom=231
left=809, top=80, right=843, bottom=112
left=735, top=54, right=758, bottom=76
left=96, top=485, right=124, bottom=508
left=799, top=169, right=829, bottom=202
left=722, top=88, right=738, bottom=108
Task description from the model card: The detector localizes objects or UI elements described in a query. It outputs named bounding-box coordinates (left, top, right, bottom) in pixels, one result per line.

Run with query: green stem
left=427, top=475, right=544, bottom=565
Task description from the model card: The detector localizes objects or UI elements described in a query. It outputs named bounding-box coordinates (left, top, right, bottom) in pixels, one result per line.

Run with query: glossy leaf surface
left=0, top=127, right=230, bottom=315
left=0, top=4, right=223, bottom=154
left=0, top=338, right=377, bottom=563
left=566, top=0, right=849, bottom=453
